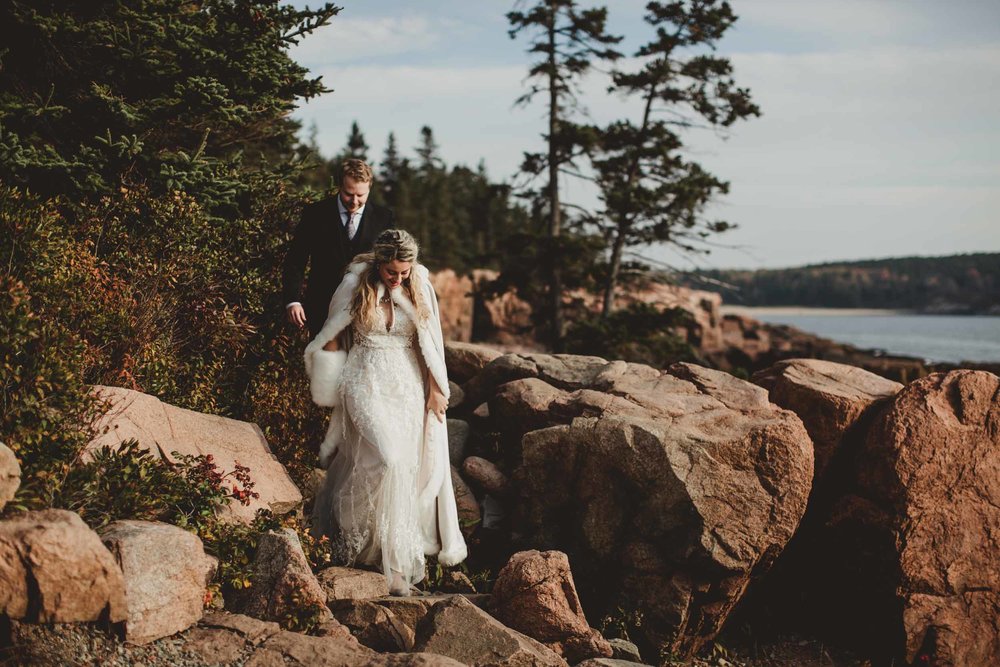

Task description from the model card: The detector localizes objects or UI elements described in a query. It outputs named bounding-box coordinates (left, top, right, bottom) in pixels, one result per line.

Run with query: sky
left=287, top=1, right=1000, bottom=271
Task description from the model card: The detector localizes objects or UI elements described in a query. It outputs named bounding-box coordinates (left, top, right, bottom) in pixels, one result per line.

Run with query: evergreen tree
left=338, top=120, right=370, bottom=163
left=379, top=132, right=403, bottom=203
left=507, top=0, right=621, bottom=347
left=590, top=0, right=759, bottom=317
left=413, top=126, right=457, bottom=265
left=0, top=0, right=340, bottom=213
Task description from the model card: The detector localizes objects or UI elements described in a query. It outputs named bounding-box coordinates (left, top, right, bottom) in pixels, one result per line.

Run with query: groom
left=282, top=158, right=394, bottom=337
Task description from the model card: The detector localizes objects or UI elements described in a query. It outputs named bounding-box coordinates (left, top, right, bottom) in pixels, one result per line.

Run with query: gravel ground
left=1, top=623, right=217, bottom=667
left=2, top=620, right=868, bottom=667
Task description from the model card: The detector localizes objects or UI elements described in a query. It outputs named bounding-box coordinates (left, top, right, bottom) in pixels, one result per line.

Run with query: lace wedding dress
left=314, top=294, right=427, bottom=592
left=308, top=263, right=467, bottom=594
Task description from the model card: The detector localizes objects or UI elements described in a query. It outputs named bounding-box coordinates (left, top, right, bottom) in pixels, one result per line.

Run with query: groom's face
left=340, top=175, right=371, bottom=214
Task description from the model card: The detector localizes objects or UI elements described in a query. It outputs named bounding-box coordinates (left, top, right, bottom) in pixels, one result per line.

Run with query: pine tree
left=339, top=120, right=370, bottom=163
left=507, top=0, right=621, bottom=348
left=0, top=0, right=340, bottom=212
left=591, top=0, right=760, bottom=317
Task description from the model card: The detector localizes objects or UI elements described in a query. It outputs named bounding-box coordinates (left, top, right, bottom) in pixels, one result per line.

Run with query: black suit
left=282, top=196, right=394, bottom=337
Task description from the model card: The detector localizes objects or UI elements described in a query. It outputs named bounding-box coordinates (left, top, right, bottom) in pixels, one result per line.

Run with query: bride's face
left=379, top=259, right=412, bottom=290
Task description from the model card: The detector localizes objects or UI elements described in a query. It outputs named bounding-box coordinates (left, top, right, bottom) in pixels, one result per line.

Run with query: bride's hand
left=427, top=389, right=448, bottom=423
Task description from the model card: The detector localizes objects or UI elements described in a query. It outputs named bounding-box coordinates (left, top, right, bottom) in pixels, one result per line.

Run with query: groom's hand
left=287, top=304, right=307, bottom=328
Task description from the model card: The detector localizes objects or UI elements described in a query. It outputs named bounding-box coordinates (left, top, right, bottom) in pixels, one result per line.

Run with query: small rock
left=448, top=381, right=465, bottom=409
left=462, top=456, right=509, bottom=496
left=440, top=571, right=476, bottom=594
left=447, top=419, right=470, bottom=465
left=608, top=638, right=643, bottom=663
left=317, top=566, right=389, bottom=601
left=451, top=466, right=481, bottom=537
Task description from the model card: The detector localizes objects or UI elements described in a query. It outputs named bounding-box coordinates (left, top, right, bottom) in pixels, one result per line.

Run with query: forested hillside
left=686, top=254, right=1000, bottom=313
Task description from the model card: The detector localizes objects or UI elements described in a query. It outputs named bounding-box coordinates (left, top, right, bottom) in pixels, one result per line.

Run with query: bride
left=305, top=229, right=467, bottom=595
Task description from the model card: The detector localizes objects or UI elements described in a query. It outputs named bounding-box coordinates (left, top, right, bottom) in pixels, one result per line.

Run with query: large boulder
left=444, top=341, right=503, bottom=384
left=753, top=358, right=903, bottom=480
left=0, top=441, right=20, bottom=511
left=101, top=520, right=217, bottom=644
left=0, top=509, right=127, bottom=624
left=228, top=528, right=332, bottom=626
left=412, top=595, right=568, bottom=667
left=507, top=359, right=814, bottom=657
left=492, top=550, right=612, bottom=662
left=851, top=370, right=1000, bottom=666
left=88, top=385, right=302, bottom=524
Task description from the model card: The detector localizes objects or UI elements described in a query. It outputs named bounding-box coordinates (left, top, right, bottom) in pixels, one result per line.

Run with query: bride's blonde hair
left=351, top=229, right=430, bottom=330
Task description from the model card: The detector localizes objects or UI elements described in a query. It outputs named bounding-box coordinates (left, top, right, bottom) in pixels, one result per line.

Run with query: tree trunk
left=600, top=82, right=657, bottom=321
left=547, top=3, right=564, bottom=349
left=602, top=227, right=627, bottom=318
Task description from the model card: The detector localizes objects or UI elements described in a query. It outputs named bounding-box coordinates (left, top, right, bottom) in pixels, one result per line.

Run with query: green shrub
left=564, top=302, right=697, bottom=368
left=0, top=276, right=101, bottom=512
left=58, top=440, right=258, bottom=533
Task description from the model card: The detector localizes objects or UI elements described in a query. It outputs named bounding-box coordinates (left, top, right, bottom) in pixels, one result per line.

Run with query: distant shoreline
left=721, top=306, right=914, bottom=317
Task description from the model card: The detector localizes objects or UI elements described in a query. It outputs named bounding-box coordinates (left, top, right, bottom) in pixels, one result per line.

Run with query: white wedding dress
left=308, top=263, right=467, bottom=593
left=315, top=294, right=427, bottom=590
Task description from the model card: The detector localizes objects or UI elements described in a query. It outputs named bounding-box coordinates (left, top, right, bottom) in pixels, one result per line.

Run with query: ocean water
left=728, top=309, right=1000, bottom=364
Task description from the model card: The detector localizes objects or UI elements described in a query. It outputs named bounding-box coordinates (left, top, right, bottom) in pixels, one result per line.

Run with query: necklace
left=380, top=294, right=392, bottom=305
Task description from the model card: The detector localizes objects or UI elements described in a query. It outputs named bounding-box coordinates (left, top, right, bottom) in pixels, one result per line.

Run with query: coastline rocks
left=491, top=550, right=612, bottom=663
left=0, top=441, right=20, bottom=511
left=753, top=358, right=903, bottom=479
left=507, top=360, right=814, bottom=657
left=413, top=595, right=568, bottom=667
left=228, top=528, right=332, bottom=626
left=100, top=520, right=217, bottom=644
left=854, top=370, right=1000, bottom=666
left=0, top=509, right=127, bottom=624
left=88, top=385, right=302, bottom=524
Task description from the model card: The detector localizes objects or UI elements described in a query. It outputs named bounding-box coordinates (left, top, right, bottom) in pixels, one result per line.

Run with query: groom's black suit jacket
left=282, top=196, right=394, bottom=337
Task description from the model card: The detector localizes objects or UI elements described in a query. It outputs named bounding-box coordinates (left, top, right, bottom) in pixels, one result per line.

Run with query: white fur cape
left=304, top=262, right=466, bottom=566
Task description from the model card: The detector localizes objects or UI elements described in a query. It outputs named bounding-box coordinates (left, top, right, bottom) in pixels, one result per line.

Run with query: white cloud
left=289, top=16, right=452, bottom=67
left=293, top=35, right=1000, bottom=268
left=741, top=0, right=936, bottom=42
